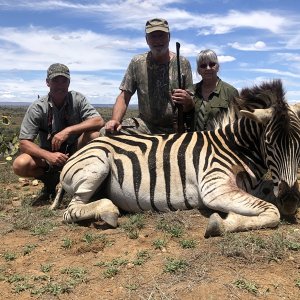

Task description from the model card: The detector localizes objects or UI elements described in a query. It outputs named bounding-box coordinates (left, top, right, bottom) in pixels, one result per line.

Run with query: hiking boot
left=31, top=186, right=56, bottom=206
left=32, top=170, right=60, bottom=206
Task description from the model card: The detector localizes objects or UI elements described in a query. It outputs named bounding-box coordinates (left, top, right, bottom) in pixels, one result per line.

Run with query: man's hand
left=51, top=129, right=70, bottom=152
left=46, top=152, right=69, bottom=167
left=105, top=120, right=122, bottom=133
left=171, top=89, right=194, bottom=112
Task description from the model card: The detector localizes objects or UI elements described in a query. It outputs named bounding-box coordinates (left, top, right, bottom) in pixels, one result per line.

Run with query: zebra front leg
left=203, top=189, right=280, bottom=237
left=204, top=209, right=280, bottom=238
left=63, top=197, right=120, bottom=228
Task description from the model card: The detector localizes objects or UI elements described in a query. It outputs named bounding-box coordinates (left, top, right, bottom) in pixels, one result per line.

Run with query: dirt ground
left=0, top=164, right=300, bottom=300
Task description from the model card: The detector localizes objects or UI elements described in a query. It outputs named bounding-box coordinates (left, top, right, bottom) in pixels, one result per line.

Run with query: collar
left=196, top=77, right=222, bottom=95
left=48, top=93, right=69, bottom=110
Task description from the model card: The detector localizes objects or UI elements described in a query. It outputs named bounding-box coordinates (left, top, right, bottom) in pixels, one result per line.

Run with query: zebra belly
left=106, top=178, right=202, bottom=213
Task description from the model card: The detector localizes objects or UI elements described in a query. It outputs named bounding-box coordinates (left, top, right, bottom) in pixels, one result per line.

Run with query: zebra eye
left=264, top=128, right=275, bottom=145
left=265, top=138, right=271, bottom=145
left=264, top=135, right=272, bottom=145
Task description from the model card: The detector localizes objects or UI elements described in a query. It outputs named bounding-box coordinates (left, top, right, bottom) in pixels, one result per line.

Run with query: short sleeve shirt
left=120, top=51, right=193, bottom=132
left=193, top=78, right=239, bottom=131
left=19, top=91, right=100, bottom=150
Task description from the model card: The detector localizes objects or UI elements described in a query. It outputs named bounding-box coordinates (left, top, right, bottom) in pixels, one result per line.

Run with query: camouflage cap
left=145, top=18, right=169, bottom=34
left=47, top=63, right=70, bottom=80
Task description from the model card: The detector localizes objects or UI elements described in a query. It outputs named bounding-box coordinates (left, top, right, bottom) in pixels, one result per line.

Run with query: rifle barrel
left=176, top=42, right=184, bottom=133
left=176, top=42, right=182, bottom=89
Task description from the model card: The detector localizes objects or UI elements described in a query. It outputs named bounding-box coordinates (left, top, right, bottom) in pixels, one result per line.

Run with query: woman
left=193, top=49, right=239, bottom=131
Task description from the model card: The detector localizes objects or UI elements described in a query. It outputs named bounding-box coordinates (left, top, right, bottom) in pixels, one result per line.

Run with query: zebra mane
left=235, top=79, right=287, bottom=112
left=211, top=79, right=289, bottom=130
left=209, top=106, right=235, bottom=129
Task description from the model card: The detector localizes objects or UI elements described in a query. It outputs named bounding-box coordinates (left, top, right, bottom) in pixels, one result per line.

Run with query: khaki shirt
left=19, top=91, right=100, bottom=150
left=120, top=51, right=193, bottom=133
left=193, top=78, right=239, bottom=131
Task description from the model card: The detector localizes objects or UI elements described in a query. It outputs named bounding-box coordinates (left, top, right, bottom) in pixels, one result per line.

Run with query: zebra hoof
left=204, top=213, right=224, bottom=238
left=101, top=212, right=119, bottom=228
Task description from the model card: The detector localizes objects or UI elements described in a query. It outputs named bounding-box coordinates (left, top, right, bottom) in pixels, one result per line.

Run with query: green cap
left=145, top=18, right=169, bottom=34
left=47, top=63, right=70, bottom=80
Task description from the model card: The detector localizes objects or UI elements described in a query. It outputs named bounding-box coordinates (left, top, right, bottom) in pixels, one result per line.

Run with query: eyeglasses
left=199, top=62, right=217, bottom=69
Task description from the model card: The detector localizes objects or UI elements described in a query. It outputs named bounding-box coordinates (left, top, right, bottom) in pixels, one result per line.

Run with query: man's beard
left=151, top=45, right=169, bottom=57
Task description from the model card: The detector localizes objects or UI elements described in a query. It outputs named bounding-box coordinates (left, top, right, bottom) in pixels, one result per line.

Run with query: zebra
left=51, top=79, right=300, bottom=237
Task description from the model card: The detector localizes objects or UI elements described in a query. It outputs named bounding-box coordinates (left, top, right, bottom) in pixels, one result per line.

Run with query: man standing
left=104, top=18, right=194, bottom=135
left=13, top=63, right=104, bottom=203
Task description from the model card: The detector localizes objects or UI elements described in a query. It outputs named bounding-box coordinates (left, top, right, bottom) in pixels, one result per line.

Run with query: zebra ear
left=291, top=103, right=300, bottom=117
left=240, top=108, right=273, bottom=124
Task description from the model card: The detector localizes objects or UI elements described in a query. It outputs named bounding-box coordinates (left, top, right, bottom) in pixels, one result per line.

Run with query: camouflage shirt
left=120, top=51, right=193, bottom=133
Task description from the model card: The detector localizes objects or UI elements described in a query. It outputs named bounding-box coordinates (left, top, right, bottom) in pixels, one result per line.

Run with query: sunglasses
left=199, top=62, right=217, bottom=69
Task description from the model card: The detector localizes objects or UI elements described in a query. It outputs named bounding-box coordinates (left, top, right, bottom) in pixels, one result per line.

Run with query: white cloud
left=285, top=33, right=300, bottom=49
left=0, top=27, right=147, bottom=71
left=248, top=68, right=300, bottom=79
left=218, top=55, right=236, bottom=63
left=229, top=41, right=270, bottom=51
left=0, top=73, right=123, bottom=104
left=1, top=1, right=297, bottom=35
left=194, top=10, right=294, bottom=35
left=274, top=52, right=300, bottom=62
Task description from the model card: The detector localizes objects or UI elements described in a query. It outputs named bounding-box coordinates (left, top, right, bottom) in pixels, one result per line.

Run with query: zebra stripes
left=62, top=132, right=203, bottom=212
left=54, top=80, right=300, bottom=237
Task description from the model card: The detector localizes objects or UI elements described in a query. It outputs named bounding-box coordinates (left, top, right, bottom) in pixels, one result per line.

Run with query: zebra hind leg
left=50, top=183, right=65, bottom=210
left=63, top=197, right=120, bottom=228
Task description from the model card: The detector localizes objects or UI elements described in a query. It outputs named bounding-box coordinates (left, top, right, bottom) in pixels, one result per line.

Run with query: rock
left=12, top=200, right=22, bottom=207
left=32, top=179, right=39, bottom=186
left=127, top=263, right=135, bottom=269
left=18, top=177, right=29, bottom=183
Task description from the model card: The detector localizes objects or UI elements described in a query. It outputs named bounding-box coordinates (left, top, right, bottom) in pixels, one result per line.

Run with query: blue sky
left=0, top=0, right=300, bottom=104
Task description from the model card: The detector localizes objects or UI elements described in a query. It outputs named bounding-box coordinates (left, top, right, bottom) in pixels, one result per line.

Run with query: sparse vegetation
left=156, top=216, right=184, bottom=238
left=0, top=111, right=21, bottom=159
left=164, top=257, right=188, bottom=273
left=152, top=238, right=167, bottom=250
left=132, top=250, right=150, bottom=266
left=102, top=257, right=129, bottom=278
left=40, top=264, right=53, bottom=273
left=0, top=188, right=14, bottom=210
left=3, top=251, right=17, bottom=261
left=31, top=221, right=56, bottom=236
left=121, top=213, right=145, bottom=239
left=62, top=237, right=73, bottom=249
left=179, top=239, right=197, bottom=249
left=296, top=279, right=300, bottom=289
left=218, top=230, right=300, bottom=263
left=61, top=267, right=88, bottom=283
left=234, top=278, right=259, bottom=295
left=23, top=244, right=37, bottom=255
left=82, top=232, right=95, bottom=244
left=30, top=281, right=73, bottom=296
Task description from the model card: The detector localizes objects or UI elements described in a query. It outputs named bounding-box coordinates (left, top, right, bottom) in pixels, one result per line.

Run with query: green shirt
left=120, top=51, right=193, bottom=133
left=193, top=78, right=239, bottom=131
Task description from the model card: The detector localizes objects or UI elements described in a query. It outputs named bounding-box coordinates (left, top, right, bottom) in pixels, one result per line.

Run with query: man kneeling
left=13, top=63, right=104, bottom=205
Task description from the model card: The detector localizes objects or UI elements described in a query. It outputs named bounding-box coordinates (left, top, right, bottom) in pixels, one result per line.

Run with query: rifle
left=176, top=42, right=185, bottom=133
